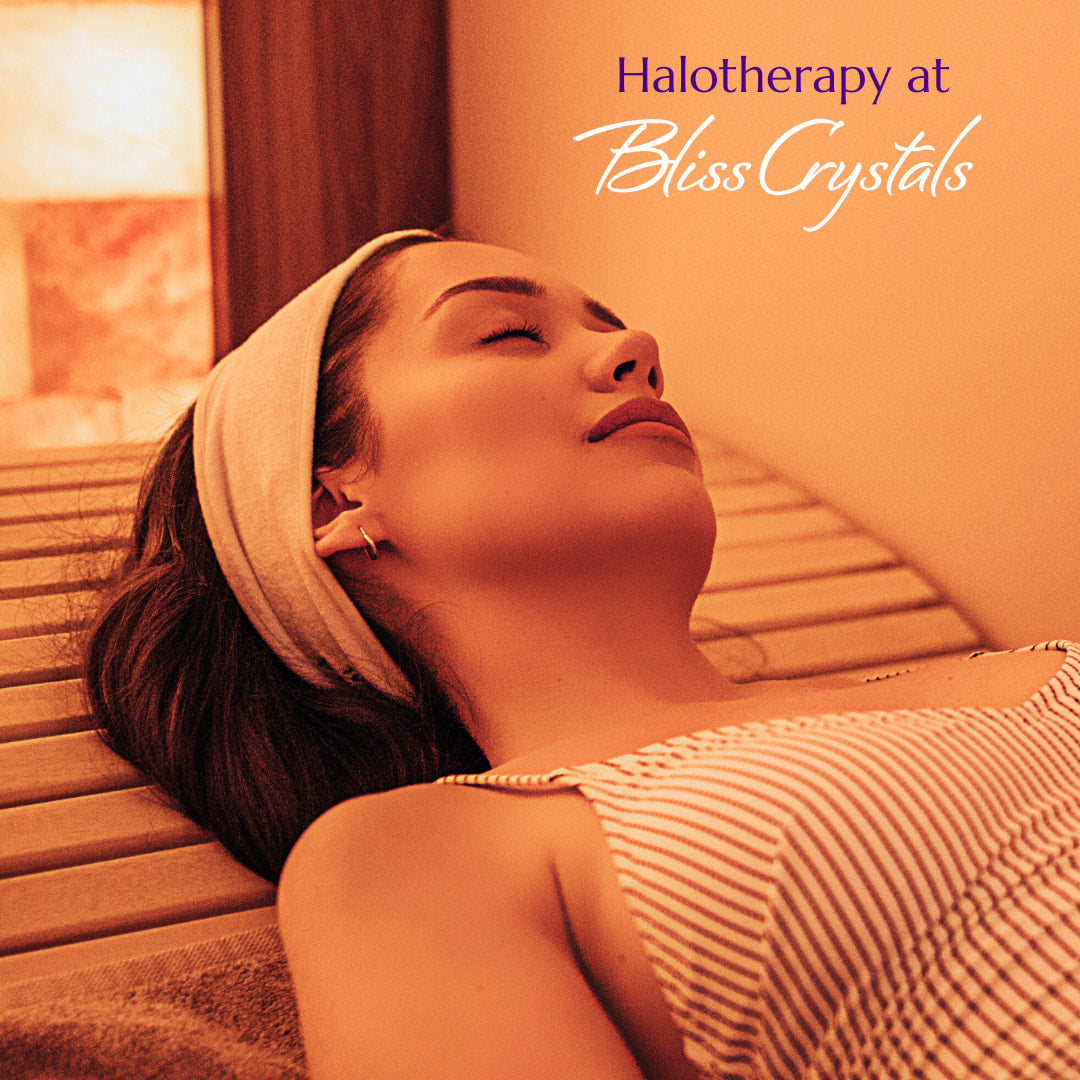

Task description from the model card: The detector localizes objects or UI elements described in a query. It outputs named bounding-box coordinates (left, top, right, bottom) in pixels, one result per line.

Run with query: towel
left=0, top=924, right=306, bottom=1079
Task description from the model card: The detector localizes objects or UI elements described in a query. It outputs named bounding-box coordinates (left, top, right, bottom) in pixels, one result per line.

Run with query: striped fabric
left=440, top=640, right=1080, bottom=1078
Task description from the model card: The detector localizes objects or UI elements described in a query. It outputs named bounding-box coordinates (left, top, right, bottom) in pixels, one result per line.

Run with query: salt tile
left=0, top=394, right=121, bottom=451
left=117, top=378, right=201, bottom=442
left=24, top=197, right=212, bottom=397
left=0, top=203, right=31, bottom=401
left=0, top=1, right=207, bottom=201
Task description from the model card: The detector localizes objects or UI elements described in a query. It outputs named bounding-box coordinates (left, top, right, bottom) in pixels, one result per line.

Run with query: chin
left=436, top=457, right=717, bottom=591
left=593, top=465, right=717, bottom=597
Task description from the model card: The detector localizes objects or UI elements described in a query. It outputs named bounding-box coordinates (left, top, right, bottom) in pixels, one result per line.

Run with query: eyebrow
left=422, top=275, right=626, bottom=330
left=584, top=297, right=626, bottom=331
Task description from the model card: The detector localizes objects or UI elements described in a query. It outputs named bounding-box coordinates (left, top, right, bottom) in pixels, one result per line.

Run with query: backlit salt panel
left=0, top=0, right=212, bottom=450
left=23, top=197, right=212, bottom=396
left=0, top=2, right=208, bottom=201
left=0, top=203, right=31, bottom=400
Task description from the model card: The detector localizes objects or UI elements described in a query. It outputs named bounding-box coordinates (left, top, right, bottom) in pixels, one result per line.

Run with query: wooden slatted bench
left=0, top=443, right=279, bottom=994
left=0, top=433, right=985, bottom=989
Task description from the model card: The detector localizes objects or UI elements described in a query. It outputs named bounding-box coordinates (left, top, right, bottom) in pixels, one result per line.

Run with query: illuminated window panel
left=0, top=1, right=212, bottom=450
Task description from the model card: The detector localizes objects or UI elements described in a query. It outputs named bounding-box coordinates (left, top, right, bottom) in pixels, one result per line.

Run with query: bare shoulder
left=277, top=784, right=658, bottom=1079
left=280, top=782, right=552, bottom=912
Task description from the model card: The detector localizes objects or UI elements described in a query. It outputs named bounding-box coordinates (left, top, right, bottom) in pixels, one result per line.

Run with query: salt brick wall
left=0, top=0, right=212, bottom=450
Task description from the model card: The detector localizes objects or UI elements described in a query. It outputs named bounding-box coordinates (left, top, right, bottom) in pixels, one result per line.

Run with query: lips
left=587, top=398, right=693, bottom=444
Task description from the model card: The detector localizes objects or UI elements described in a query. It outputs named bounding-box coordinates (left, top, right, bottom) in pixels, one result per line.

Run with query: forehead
left=386, top=240, right=582, bottom=313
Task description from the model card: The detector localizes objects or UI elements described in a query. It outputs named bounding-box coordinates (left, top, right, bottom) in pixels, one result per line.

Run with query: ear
left=312, top=504, right=376, bottom=559
left=312, top=463, right=367, bottom=513
left=311, top=478, right=379, bottom=559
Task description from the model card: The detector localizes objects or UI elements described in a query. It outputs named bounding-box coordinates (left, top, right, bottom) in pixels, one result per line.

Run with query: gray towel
left=0, top=925, right=306, bottom=1079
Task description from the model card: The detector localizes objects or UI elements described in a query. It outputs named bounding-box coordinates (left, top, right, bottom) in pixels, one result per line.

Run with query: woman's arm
left=278, top=785, right=651, bottom=1080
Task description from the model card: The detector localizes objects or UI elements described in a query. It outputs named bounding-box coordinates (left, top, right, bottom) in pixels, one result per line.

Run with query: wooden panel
left=700, top=605, right=982, bottom=681
left=0, top=730, right=143, bottom=808
left=0, top=589, right=93, bottom=642
left=714, top=505, right=851, bottom=547
left=0, top=632, right=80, bottom=688
left=0, top=787, right=210, bottom=877
left=704, top=533, right=899, bottom=591
left=0, top=549, right=120, bottom=600
left=0, top=843, right=276, bottom=954
left=0, top=679, right=89, bottom=742
left=205, top=0, right=452, bottom=353
left=691, top=567, right=939, bottom=637
left=0, top=483, right=138, bottom=526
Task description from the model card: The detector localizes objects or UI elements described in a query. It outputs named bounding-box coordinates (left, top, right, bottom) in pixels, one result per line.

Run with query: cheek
left=371, top=370, right=575, bottom=523
left=363, top=364, right=715, bottom=579
left=379, top=366, right=566, bottom=471
left=390, top=441, right=714, bottom=586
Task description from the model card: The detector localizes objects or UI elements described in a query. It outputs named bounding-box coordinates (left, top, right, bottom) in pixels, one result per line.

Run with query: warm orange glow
left=0, top=1, right=211, bottom=450
left=0, top=3, right=208, bottom=201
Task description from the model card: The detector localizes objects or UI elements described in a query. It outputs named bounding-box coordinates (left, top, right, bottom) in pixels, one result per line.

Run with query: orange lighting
left=0, top=3, right=208, bottom=202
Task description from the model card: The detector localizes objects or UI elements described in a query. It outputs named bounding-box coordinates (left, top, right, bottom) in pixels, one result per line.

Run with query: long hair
left=83, top=235, right=488, bottom=883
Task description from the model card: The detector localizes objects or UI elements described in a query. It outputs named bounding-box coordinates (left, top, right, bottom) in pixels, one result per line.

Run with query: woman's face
left=325, top=241, right=716, bottom=594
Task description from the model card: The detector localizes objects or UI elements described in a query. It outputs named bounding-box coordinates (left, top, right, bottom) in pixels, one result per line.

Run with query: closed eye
left=479, top=321, right=547, bottom=345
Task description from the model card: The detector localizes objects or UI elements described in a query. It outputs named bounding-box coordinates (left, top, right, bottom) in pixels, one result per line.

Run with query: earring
left=351, top=500, right=378, bottom=561
left=357, top=523, right=378, bottom=561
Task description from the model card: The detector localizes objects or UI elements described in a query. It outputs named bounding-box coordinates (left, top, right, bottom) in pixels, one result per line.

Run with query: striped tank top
left=439, top=640, right=1080, bottom=1079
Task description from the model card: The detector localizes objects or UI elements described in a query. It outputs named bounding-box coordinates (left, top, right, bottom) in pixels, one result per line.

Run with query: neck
left=404, top=571, right=743, bottom=769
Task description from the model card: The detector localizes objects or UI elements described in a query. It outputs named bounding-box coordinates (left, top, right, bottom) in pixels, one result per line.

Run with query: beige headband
left=193, top=230, right=437, bottom=694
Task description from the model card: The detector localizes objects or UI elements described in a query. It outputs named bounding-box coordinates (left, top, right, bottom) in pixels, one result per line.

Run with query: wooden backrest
left=0, top=434, right=983, bottom=982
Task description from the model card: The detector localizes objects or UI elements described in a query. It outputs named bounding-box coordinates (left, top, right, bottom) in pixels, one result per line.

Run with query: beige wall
left=447, top=0, right=1080, bottom=648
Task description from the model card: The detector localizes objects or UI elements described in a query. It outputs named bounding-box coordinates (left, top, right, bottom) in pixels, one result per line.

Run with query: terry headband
left=193, top=229, right=437, bottom=695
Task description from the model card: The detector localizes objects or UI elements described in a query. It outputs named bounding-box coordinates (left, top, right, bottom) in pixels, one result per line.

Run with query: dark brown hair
left=83, top=235, right=487, bottom=883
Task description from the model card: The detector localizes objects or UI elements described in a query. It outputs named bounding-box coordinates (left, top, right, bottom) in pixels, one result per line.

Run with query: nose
left=585, top=329, right=664, bottom=397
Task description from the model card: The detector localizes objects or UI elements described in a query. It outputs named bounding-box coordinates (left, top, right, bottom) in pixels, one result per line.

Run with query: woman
left=86, top=230, right=1080, bottom=1079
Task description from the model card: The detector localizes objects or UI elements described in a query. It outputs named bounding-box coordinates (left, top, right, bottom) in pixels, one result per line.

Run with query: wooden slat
left=0, top=442, right=152, bottom=472
left=0, top=589, right=94, bottom=642
left=753, top=605, right=982, bottom=677
left=0, top=482, right=138, bottom=525
left=0, top=787, right=210, bottom=877
left=0, top=679, right=89, bottom=742
left=0, top=906, right=278, bottom=988
left=700, top=605, right=981, bottom=681
left=704, top=533, right=898, bottom=591
left=0, top=512, right=131, bottom=561
left=0, top=842, right=276, bottom=954
left=707, top=479, right=812, bottom=515
left=0, top=457, right=146, bottom=497
left=714, top=505, right=851, bottom=547
left=0, top=632, right=80, bottom=688
left=0, top=730, right=143, bottom=808
left=0, top=548, right=120, bottom=600
left=691, top=567, right=939, bottom=637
